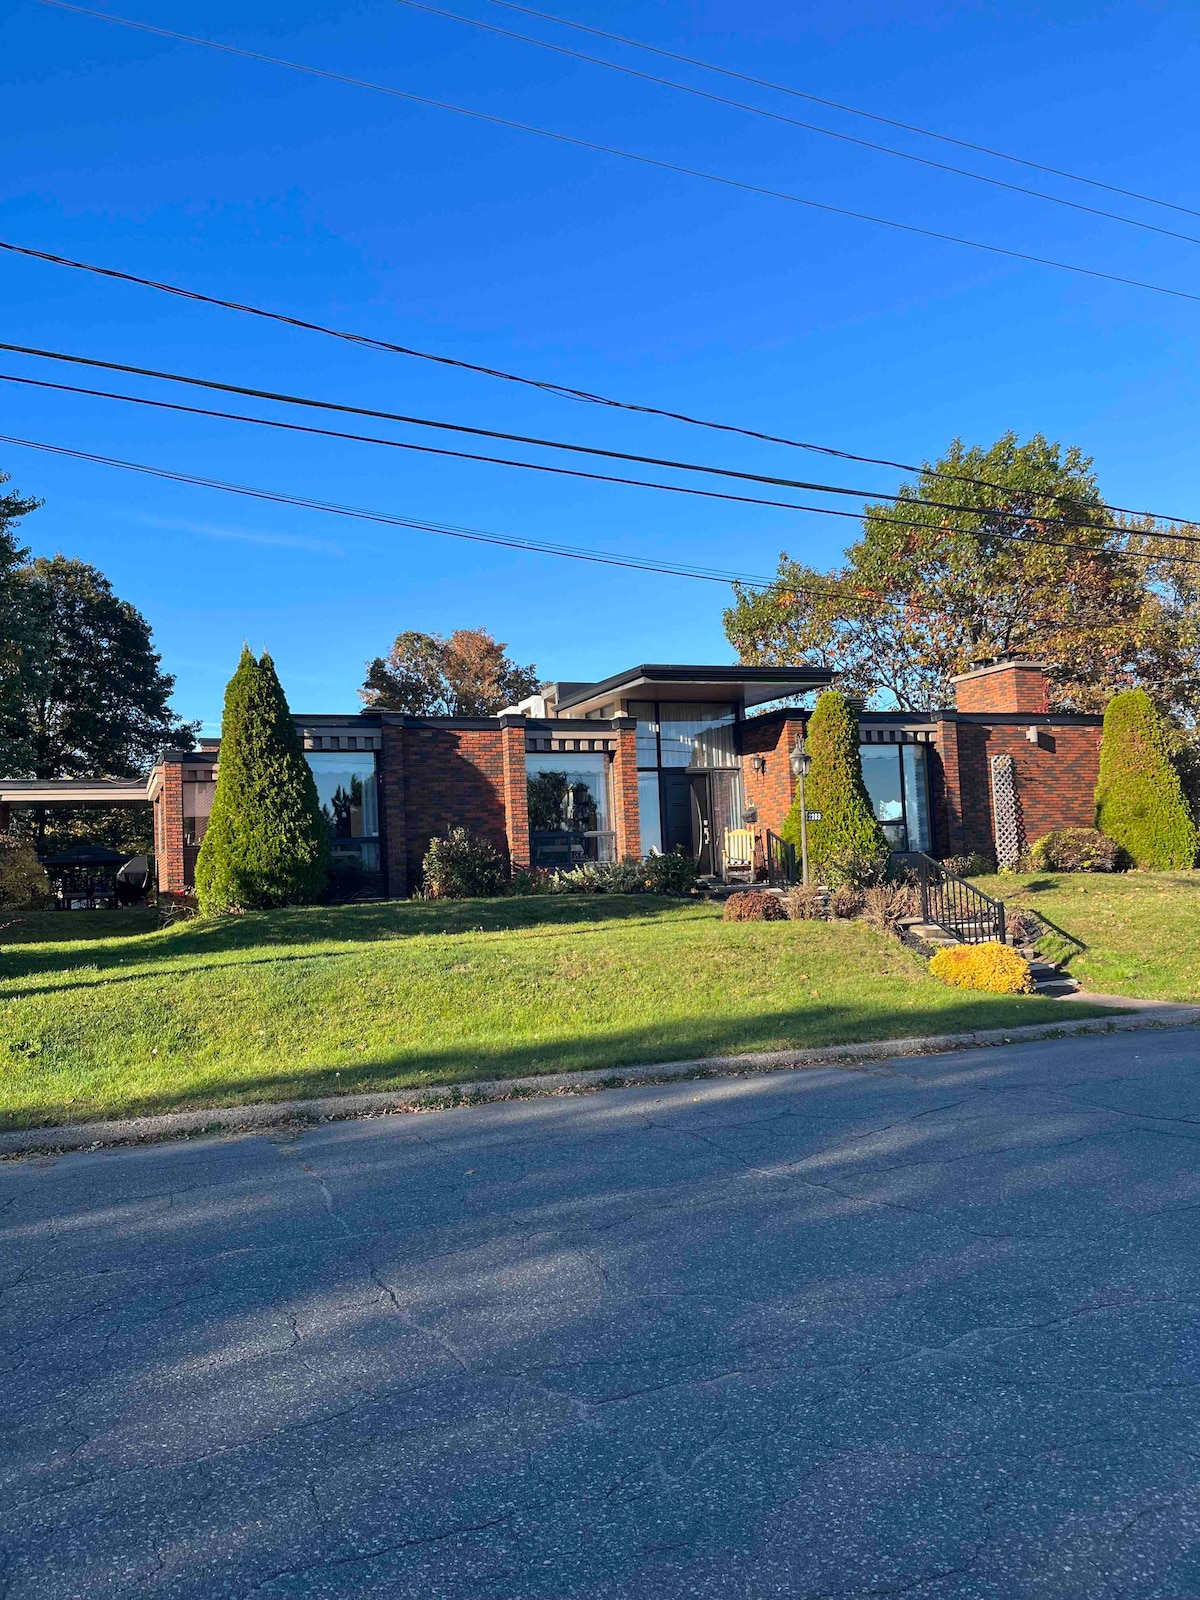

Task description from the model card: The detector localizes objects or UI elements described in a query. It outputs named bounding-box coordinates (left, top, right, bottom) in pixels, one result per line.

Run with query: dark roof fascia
left=950, top=711, right=1104, bottom=726
left=555, top=663, right=834, bottom=710
left=378, top=713, right=505, bottom=731
left=292, top=711, right=383, bottom=726
left=740, top=704, right=813, bottom=728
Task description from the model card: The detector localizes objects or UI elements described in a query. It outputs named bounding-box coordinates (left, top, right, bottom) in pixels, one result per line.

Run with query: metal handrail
left=912, top=852, right=1006, bottom=945
left=765, top=830, right=798, bottom=888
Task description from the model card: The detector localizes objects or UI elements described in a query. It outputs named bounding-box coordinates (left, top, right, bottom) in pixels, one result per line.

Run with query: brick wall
left=951, top=661, right=1050, bottom=715
left=740, top=712, right=806, bottom=839
left=946, top=720, right=1102, bottom=858
left=611, top=718, right=640, bottom=858
left=396, top=722, right=511, bottom=891
left=156, top=761, right=187, bottom=897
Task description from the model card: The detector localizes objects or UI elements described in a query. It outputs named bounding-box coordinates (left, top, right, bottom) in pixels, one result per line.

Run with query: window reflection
left=858, top=743, right=932, bottom=853
left=657, top=703, right=738, bottom=768
left=307, top=752, right=379, bottom=839
left=526, top=752, right=614, bottom=866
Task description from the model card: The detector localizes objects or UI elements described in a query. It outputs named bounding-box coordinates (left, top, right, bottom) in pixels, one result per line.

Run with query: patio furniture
left=722, top=827, right=756, bottom=882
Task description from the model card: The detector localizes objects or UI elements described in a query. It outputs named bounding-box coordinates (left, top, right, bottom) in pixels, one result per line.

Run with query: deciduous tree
left=724, top=433, right=1200, bottom=718
left=361, top=628, right=539, bottom=716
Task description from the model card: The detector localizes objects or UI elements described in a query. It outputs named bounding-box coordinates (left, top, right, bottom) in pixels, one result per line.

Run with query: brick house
left=123, top=656, right=1100, bottom=899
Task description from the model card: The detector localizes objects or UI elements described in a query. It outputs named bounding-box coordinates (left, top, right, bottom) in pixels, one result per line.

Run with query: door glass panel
left=638, top=772, right=662, bottom=855
left=658, top=703, right=738, bottom=768
left=902, top=744, right=932, bottom=852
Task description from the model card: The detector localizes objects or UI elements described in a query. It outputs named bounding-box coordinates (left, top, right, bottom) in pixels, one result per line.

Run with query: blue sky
left=2, top=0, right=1198, bottom=731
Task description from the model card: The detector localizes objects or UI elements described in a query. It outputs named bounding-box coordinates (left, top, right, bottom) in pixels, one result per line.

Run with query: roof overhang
left=554, top=663, right=834, bottom=716
left=0, top=779, right=151, bottom=806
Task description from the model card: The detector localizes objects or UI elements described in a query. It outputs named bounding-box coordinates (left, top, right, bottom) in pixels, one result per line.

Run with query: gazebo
left=40, top=845, right=135, bottom=911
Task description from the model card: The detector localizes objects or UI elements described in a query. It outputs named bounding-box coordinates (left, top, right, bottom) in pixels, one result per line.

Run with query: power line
left=0, top=340, right=1161, bottom=536
left=2, top=281, right=1197, bottom=536
left=396, top=0, right=1200, bottom=250
left=479, top=0, right=1200, bottom=223
left=0, top=430, right=880, bottom=603
left=36, top=1, right=1200, bottom=311
left=8, top=340, right=1200, bottom=544
left=9, top=370, right=1200, bottom=568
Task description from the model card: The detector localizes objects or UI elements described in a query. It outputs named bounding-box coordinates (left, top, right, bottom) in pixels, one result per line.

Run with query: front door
left=660, top=771, right=714, bottom=873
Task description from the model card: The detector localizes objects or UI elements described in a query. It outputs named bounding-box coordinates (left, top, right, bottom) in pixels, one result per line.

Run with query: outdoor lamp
left=788, top=737, right=812, bottom=886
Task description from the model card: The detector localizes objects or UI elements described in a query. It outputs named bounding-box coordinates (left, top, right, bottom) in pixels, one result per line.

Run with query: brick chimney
left=950, top=659, right=1049, bottom=715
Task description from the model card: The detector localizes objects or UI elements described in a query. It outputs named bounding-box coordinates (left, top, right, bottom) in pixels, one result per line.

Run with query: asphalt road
left=5, top=1030, right=1200, bottom=1598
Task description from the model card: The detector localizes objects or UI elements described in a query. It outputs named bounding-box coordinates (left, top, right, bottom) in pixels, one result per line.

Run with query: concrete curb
left=4, top=1002, right=1200, bottom=1158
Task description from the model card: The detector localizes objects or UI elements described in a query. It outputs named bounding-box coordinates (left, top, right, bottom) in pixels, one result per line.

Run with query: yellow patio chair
left=722, top=827, right=756, bottom=882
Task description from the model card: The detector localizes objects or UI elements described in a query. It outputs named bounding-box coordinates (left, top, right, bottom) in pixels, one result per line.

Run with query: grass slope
left=981, top=872, right=1200, bottom=1001
left=0, top=898, right=1103, bottom=1130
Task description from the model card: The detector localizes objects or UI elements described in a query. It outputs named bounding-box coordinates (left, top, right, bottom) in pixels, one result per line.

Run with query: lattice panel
left=990, top=753, right=1024, bottom=868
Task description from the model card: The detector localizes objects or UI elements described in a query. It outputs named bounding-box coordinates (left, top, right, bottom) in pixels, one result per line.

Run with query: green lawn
left=0, top=897, right=1108, bottom=1130
left=975, top=871, right=1200, bottom=1002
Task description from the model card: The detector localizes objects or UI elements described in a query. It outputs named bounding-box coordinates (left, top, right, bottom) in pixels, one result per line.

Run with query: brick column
left=499, top=715, right=530, bottom=871
left=157, top=760, right=187, bottom=898
left=933, top=716, right=965, bottom=858
left=379, top=720, right=410, bottom=899
left=612, top=717, right=641, bottom=859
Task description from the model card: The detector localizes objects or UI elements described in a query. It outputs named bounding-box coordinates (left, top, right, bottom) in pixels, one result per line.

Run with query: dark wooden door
left=660, top=771, right=714, bottom=872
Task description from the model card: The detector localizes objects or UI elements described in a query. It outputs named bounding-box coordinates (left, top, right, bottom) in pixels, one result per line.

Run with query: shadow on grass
left=0, top=895, right=703, bottom=986
left=3, top=994, right=1122, bottom=1130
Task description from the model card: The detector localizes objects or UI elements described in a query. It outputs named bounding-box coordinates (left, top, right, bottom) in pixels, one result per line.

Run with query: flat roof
left=0, top=778, right=151, bottom=805
left=554, top=663, right=833, bottom=715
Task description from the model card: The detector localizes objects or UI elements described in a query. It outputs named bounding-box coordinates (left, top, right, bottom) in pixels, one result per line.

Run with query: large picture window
left=307, top=751, right=379, bottom=839
left=526, top=752, right=614, bottom=867
left=859, top=742, right=932, bottom=853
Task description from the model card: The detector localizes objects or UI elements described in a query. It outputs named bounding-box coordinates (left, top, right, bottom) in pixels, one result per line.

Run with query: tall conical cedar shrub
left=781, top=691, right=889, bottom=879
left=1094, top=689, right=1198, bottom=870
left=195, top=648, right=330, bottom=913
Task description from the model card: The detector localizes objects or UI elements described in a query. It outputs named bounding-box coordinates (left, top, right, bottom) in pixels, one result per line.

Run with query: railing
left=913, top=852, right=1006, bottom=945
left=765, top=830, right=798, bottom=887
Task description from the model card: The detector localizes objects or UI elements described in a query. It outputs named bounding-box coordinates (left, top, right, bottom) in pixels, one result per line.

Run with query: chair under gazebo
left=41, top=846, right=148, bottom=910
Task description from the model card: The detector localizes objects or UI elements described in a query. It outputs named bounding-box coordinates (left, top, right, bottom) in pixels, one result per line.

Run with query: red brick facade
left=150, top=663, right=1105, bottom=897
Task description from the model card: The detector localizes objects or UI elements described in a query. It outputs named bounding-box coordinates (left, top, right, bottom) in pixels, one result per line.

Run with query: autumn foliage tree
left=360, top=628, right=539, bottom=716
left=724, top=433, right=1200, bottom=721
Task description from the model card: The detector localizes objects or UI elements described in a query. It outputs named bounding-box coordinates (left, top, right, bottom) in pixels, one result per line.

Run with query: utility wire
left=2, top=252, right=1197, bottom=532
left=0, top=431, right=879, bottom=601
left=480, top=0, right=1200, bottom=222
left=6, top=340, right=1199, bottom=544
left=36, top=2, right=1200, bottom=311
left=9, top=371, right=1198, bottom=568
left=396, top=0, right=1200, bottom=249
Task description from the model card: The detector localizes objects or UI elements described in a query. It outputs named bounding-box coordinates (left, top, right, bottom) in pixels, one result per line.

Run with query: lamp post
left=789, top=736, right=812, bottom=886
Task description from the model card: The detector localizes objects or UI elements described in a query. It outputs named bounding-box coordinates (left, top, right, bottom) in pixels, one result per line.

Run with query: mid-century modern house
left=0, top=657, right=1106, bottom=901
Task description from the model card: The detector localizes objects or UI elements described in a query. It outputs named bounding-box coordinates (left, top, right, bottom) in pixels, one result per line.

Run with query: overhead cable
left=396, top=0, right=1200, bottom=248
left=1, top=252, right=1196, bottom=530
left=34, top=2, right=1200, bottom=310
left=479, top=0, right=1200, bottom=221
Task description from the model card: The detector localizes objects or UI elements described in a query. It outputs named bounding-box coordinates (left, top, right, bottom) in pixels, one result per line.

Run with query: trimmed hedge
left=1028, top=828, right=1122, bottom=873
left=195, top=649, right=330, bottom=914
left=1094, top=690, right=1198, bottom=870
left=929, top=941, right=1035, bottom=994
left=782, top=692, right=888, bottom=885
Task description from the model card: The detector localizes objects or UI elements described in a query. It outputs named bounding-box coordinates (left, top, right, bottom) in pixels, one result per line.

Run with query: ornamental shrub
left=828, top=884, right=865, bottom=919
left=783, top=883, right=826, bottom=920
left=0, top=836, right=51, bottom=909
left=942, top=852, right=997, bottom=878
left=722, top=890, right=787, bottom=922
left=782, top=693, right=889, bottom=886
left=1094, top=690, right=1198, bottom=870
left=1028, top=828, right=1123, bottom=873
left=929, top=941, right=1035, bottom=994
left=641, top=849, right=700, bottom=897
left=195, top=649, right=330, bottom=914
left=861, top=880, right=916, bottom=934
left=421, top=827, right=506, bottom=898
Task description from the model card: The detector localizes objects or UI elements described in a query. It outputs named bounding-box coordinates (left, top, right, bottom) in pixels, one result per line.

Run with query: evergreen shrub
left=641, top=849, right=700, bottom=896
left=422, top=827, right=506, bottom=899
left=782, top=693, right=889, bottom=886
left=929, top=941, right=1035, bottom=994
left=1028, top=828, right=1123, bottom=873
left=195, top=649, right=330, bottom=914
left=722, top=890, right=787, bottom=922
left=1094, top=690, right=1198, bottom=870
left=0, top=836, right=51, bottom=908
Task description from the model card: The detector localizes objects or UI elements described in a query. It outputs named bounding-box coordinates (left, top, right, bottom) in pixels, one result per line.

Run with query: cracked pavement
left=5, top=1029, right=1200, bottom=1596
